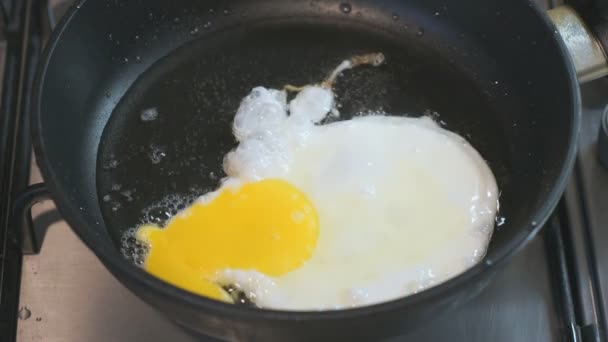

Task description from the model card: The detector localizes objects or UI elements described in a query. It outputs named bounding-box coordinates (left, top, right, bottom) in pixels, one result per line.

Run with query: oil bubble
left=103, top=158, right=119, bottom=170
left=120, top=190, right=134, bottom=202
left=18, top=307, right=31, bottom=320
left=339, top=3, right=352, bottom=14
left=140, top=107, right=159, bottom=122
left=121, top=227, right=150, bottom=266
left=496, top=216, right=506, bottom=226
left=149, top=144, right=167, bottom=164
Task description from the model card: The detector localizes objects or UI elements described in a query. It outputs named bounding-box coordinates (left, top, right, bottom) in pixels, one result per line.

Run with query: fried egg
left=135, top=56, right=498, bottom=310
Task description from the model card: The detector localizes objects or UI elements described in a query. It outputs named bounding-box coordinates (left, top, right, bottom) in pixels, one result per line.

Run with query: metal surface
left=548, top=5, right=608, bottom=83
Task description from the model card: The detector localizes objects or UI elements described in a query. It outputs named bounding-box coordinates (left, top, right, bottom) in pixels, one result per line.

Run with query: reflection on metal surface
left=47, top=0, right=72, bottom=29
left=599, top=105, right=608, bottom=169
left=548, top=5, right=608, bottom=83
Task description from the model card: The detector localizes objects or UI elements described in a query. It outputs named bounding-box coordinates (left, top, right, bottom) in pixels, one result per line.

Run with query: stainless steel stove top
left=12, top=0, right=608, bottom=341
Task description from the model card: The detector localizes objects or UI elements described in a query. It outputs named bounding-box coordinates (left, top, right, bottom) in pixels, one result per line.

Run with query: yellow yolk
left=136, top=179, right=319, bottom=302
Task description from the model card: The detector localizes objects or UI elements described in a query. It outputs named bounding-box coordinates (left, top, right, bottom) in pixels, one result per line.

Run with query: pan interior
left=97, top=19, right=523, bottom=271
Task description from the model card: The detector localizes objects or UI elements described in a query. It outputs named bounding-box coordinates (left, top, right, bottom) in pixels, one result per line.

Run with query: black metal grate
left=0, top=0, right=41, bottom=339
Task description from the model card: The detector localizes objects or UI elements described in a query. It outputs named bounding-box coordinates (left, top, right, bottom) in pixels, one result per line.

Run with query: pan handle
left=548, top=5, right=608, bottom=83
left=13, top=183, right=51, bottom=255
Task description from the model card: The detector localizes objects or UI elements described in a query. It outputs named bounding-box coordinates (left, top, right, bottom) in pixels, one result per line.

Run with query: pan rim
left=30, top=0, right=582, bottom=326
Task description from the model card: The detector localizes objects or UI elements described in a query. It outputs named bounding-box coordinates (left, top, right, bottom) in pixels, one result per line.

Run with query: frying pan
left=20, top=0, right=608, bottom=340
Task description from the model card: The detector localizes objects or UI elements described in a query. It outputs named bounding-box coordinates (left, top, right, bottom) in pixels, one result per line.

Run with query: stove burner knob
left=600, top=105, right=608, bottom=169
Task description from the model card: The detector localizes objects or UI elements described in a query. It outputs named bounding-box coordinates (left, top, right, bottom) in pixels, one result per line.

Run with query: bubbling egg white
left=215, top=85, right=498, bottom=310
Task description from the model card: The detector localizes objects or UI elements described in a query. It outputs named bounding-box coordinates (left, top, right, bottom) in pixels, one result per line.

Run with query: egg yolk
left=136, top=179, right=319, bottom=302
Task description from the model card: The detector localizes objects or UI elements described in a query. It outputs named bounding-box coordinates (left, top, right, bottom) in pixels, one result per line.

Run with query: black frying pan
left=23, top=0, right=607, bottom=340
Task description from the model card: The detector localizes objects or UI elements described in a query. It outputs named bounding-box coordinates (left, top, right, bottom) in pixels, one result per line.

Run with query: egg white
left=205, top=85, right=498, bottom=310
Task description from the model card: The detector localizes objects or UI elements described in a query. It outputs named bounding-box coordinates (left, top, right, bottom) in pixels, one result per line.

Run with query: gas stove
left=1, top=0, right=607, bottom=341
